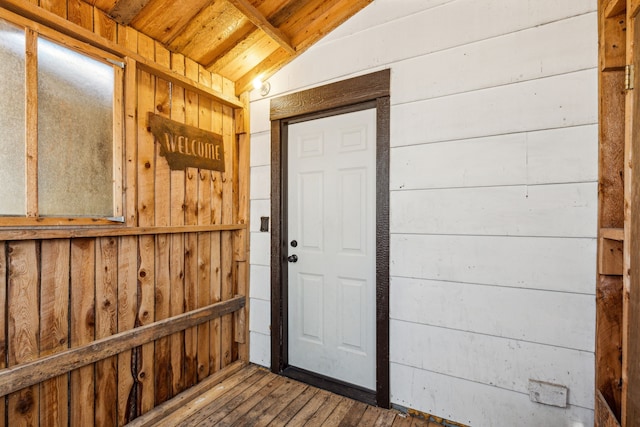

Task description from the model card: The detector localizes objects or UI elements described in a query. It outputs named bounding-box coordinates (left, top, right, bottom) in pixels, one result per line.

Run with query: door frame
left=270, top=69, right=391, bottom=408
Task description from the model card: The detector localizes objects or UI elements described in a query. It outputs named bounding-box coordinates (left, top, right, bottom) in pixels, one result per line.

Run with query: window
left=0, top=16, right=123, bottom=222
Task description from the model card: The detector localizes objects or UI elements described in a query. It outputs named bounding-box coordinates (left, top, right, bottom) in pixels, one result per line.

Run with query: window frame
left=0, top=10, right=124, bottom=226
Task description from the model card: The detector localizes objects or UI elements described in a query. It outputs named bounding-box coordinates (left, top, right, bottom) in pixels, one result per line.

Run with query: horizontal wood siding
left=248, top=0, right=597, bottom=425
left=0, top=0, right=249, bottom=426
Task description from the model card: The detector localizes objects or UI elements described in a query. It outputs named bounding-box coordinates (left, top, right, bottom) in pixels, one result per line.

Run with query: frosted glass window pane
left=0, top=19, right=25, bottom=215
left=38, top=37, right=114, bottom=217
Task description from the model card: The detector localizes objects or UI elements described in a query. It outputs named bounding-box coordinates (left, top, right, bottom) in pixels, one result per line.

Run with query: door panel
left=287, top=108, right=376, bottom=390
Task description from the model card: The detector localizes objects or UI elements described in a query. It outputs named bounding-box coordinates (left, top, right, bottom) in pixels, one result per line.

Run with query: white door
left=287, top=108, right=376, bottom=390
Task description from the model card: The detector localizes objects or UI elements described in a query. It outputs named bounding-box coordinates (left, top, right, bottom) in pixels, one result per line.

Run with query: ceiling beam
left=227, top=0, right=296, bottom=54
left=108, top=0, right=152, bottom=25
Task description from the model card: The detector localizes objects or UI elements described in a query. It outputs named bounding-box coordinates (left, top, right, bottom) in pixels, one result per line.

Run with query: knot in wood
left=17, top=390, right=34, bottom=414
left=86, top=308, right=96, bottom=328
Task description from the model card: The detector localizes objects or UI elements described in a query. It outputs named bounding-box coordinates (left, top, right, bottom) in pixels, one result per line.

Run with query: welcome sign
left=148, top=113, right=225, bottom=172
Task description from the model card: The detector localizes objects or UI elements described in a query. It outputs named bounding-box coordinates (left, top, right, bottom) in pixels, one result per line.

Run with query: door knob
left=287, top=254, right=298, bottom=263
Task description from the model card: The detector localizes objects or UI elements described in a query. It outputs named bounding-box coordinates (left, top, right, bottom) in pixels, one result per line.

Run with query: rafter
left=227, top=0, right=296, bottom=54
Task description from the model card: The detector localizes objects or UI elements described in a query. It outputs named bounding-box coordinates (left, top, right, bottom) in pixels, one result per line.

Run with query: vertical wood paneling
left=70, top=239, right=95, bottom=427
left=169, top=52, right=187, bottom=397
left=67, top=0, right=93, bottom=31
left=197, top=66, right=213, bottom=381
left=39, top=0, right=66, bottom=18
left=154, top=42, right=172, bottom=406
left=95, top=237, right=118, bottom=427
left=95, top=8, right=116, bottom=42
left=136, top=33, right=157, bottom=415
left=183, top=58, right=200, bottom=388
left=117, top=236, right=139, bottom=425
left=39, top=240, right=70, bottom=427
left=7, top=241, right=39, bottom=427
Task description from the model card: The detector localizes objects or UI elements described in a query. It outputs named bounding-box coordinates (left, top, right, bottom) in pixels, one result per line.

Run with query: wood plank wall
left=0, top=1, right=250, bottom=426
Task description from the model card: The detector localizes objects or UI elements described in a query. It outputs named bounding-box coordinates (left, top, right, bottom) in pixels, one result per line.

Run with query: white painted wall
left=248, top=0, right=598, bottom=425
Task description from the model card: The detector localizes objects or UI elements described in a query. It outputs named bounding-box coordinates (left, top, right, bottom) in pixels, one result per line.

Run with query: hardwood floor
left=137, top=364, right=442, bottom=426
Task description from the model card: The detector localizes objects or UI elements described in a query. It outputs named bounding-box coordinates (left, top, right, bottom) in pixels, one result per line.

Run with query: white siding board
left=249, top=298, right=270, bottom=335
left=391, top=69, right=597, bottom=147
left=391, top=183, right=597, bottom=238
left=318, top=0, right=456, bottom=43
left=390, top=277, right=595, bottom=352
left=390, top=125, right=598, bottom=190
left=250, top=331, right=271, bottom=367
left=250, top=165, right=270, bottom=200
left=390, top=321, right=594, bottom=408
left=390, top=234, right=596, bottom=294
left=249, top=264, right=270, bottom=301
left=249, top=232, right=270, bottom=266
left=392, top=13, right=597, bottom=104
left=251, top=98, right=270, bottom=133
left=391, top=133, right=526, bottom=190
left=526, top=125, right=599, bottom=185
left=250, top=131, right=271, bottom=167
left=390, top=363, right=594, bottom=427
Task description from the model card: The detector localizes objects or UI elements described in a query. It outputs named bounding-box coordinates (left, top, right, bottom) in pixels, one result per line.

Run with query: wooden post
left=234, top=91, right=251, bottom=362
left=597, top=0, right=626, bottom=422
left=221, top=77, right=236, bottom=367
left=623, top=4, right=640, bottom=425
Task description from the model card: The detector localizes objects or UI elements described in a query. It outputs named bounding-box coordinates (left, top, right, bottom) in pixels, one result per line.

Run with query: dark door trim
left=269, top=69, right=390, bottom=408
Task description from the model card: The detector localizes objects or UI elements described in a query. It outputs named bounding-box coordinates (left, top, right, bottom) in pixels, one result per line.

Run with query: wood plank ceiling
left=95, top=0, right=373, bottom=95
